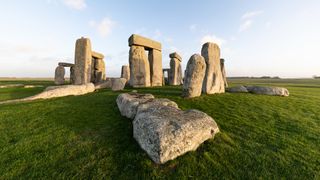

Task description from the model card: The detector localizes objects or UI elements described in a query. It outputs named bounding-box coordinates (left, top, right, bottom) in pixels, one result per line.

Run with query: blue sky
left=0, top=0, right=319, bottom=78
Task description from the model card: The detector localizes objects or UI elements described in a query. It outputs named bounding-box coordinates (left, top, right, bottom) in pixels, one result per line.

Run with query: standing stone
left=94, top=58, right=106, bottom=83
left=121, top=65, right=130, bottom=82
left=70, top=66, right=75, bottom=84
left=148, top=49, right=163, bottom=86
left=54, top=65, right=65, bottom=85
left=129, top=45, right=151, bottom=87
left=220, top=58, right=228, bottom=88
left=182, top=54, right=206, bottom=98
left=169, top=52, right=183, bottom=85
left=201, top=42, right=225, bottom=94
left=74, top=37, right=92, bottom=85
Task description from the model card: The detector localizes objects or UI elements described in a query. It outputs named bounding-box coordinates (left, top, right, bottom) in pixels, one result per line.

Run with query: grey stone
left=74, top=37, right=92, bottom=85
left=116, top=93, right=155, bottom=119
left=220, top=59, right=228, bottom=88
left=94, top=78, right=113, bottom=90
left=226, top=86, right=248, bottom=93
left=148, top=49, right=163, bottom=87
left=121, top=65, right=130, bottom=82
left=58, top=62, right=74, bottom=67
left=133, top=102, right=219, bottom=164
left=245, top=86, right=289, bottom=96
left=129, top=45, right=151, bottom=87
left=169, top=53, right=183, bottom=85
left=182, top=54, right=206, bottom=98
left=201, top=43, right=225, bottom=94
left=54, top=65, right=65, bottom=85
left=112, top=78, right=127, bottom=91
left=129, top=34, right=162, bottom=51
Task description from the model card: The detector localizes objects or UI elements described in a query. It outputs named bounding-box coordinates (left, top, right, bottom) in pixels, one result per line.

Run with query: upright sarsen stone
left=148, top=49, right=163, bottom=86
left=201, top=42, right=225, bottom=94
left=121, top=65, right=130, bottom=82
left=129, top=45, right=151, bottom=87
left=54, top=65, right=65, bottom=85
left=169, top=52, right=183, bottom=85
left=220, top=58, right=228, bottom=88
left=74, top=37, right=92, bottom=85
left=182, top=54, right=206, bottom=98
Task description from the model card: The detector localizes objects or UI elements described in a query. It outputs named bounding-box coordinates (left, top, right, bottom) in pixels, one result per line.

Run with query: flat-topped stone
left=92, top=51, right=104, bottom=59
left=128, top=34, right=162, bottom=51
left=58, top=62, right=74, bottom=67
left=169, top=52, right=182, bottom=61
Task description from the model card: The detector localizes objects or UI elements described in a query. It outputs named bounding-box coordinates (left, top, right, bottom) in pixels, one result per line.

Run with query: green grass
left=0, top=79, right=319, bottom=179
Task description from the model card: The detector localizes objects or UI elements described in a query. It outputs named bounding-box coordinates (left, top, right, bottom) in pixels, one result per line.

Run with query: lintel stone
left=169, top=52, right=182, bottom=61
left=92, top=51, right=104, bottom=59
left=58, top=62, right=74, bottom=67
left=128, top=34, right=162, bottom=51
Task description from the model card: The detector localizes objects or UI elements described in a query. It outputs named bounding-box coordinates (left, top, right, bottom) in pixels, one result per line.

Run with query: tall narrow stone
left=121, top=65, right=130, bottom=82
left=54, top=65, right=65, bottom=85
left=201, top=42, right=225, bottom=94
left=148, top=49, right=163, bottom=86
left=70, top=66, right=75, bottom=84
left=220, top=58, right=228, bottom=88
left=169, top=52, right=183, bottom=85
left=129, top=45, right=151, bottom=87
left=182, top=54, right=206, bottom=98
left=74, top=37, right=92, bottom=85
left=93, top=58, right=106, bottom=83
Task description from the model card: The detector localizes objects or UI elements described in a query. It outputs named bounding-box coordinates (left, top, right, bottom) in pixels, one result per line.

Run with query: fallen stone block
left=245, top=86, right=289, bottom=96
left=116, top=93, right=155, bottom=119
left=226, top=86, right=248, bottom=93
left=133, top=101, right=219, bottom=164
left=112, top=78, right=127, bottom=91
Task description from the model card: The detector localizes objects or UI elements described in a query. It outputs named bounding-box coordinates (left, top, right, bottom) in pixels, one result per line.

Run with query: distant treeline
left=313, top=76, right=320, bottom=79
left=228, top=76, right=281, bottom=79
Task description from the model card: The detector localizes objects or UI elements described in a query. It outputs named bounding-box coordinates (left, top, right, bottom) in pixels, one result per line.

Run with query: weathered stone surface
left=112, top=78, right=127, bottom=91
left=245, top=86, right=289, bottom=96
left=58, top=62, right=74, bottom=67
left=182, top=54, right=206, bottom=98
left=116, top=93, right=155, bottom=119
left=133, top=103, right=219, bottom=164
left=92, top=51, right=104, bottom=59
left=201, top=43, right=225, bottom=94
left=70, top=66, right=75, bottom=84
left=226, top=86, right=248, bottom=93
left=93, top=58, right=106, bottom=83
left=169, top=53, right=183, bottom=86
left=169, top=52, right=182, bottom=61
left=129, top=45, right=151, bottom=87
left=25, top=83, right=95, bottom=101
left=129, top=34, right=161, bottom=51
left=220, top=58, right=228, bottom=88
left=74, top=37, right=92, bottom=85
left=94, top=78, right=113, bottom=90
left=148, top=49, right=163, bottom=86
left=54, top=65, right=65, bottom=85
left=121, top=65, right=130, bottom=82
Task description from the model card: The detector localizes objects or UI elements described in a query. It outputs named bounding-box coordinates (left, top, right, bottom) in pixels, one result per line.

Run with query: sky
left=0, top=0, right=319, bottom=78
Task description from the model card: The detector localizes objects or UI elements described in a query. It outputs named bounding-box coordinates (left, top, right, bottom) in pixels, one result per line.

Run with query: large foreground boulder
left=116, top=93, right=155, bottom=119
left=245, top=86, right=289, bottom=96
left=133, top=101, right=219, bottom=164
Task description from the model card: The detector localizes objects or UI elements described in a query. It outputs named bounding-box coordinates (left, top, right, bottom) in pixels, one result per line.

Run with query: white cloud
left=241, top=10, right=263, bottom=19
left=239, top=20, right=252, bottom=32
left=200, top=35, right=226, bottom=46
left=62, top=0, right=86, bottom=10
left=90, top=17, right=115, bottom=38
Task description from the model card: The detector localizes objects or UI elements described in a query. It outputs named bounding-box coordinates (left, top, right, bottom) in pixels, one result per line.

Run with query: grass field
left=0, top=79, right=319, bottom=179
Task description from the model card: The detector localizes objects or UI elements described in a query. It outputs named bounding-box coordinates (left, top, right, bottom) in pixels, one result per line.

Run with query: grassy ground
left=0, top=79, right=319, bottom=179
